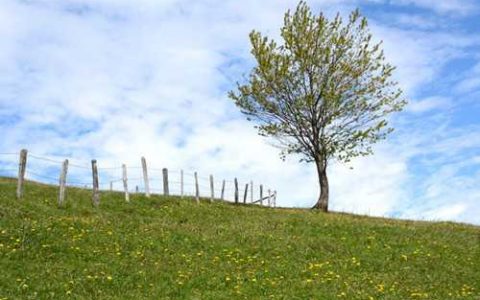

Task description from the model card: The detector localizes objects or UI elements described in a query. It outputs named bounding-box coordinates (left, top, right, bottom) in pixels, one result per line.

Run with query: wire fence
left=0, top=149, right=277, bottom=207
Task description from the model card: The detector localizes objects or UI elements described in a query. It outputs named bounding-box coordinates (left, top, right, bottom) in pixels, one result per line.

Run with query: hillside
left=0, top=177, right=478, bottom=299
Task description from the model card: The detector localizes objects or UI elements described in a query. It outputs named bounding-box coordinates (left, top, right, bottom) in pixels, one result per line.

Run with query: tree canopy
left=229, top=2, right=406, bottom=211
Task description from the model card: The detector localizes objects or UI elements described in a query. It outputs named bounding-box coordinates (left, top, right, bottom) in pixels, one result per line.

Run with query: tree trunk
left=312, top=158, right=329, bottom=212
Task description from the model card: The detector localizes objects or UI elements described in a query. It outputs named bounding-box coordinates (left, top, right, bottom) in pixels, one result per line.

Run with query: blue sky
left=0, top=0, right=479, bottom=225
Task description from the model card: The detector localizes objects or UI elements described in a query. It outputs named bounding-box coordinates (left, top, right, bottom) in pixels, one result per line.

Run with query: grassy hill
left=0, top=177, right=479, bottom=299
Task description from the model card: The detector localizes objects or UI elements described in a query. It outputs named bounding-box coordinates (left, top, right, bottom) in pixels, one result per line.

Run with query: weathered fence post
left=268, top=189, right=271, bottom=207
left=109, top=181, right=113, bottom=192
left=58, top=159, right=68, bottom=207
left=180, top=170, right=184, bottom=198
left=16, top=149, right=28, bottom=199
left=141, top=157, right=150, bottom=197
left=209, top=175, right=214, bottom=202
left=91, top=159, right=100, bottom=207
left=234, top=178, right=239, bottom=204
left=194, top=172, right=200, bottom=204
left=163, top=168, right=169, bottom=196
left=220, top=180, right=225, bottom=201
left=273, top=190, right=277, bottom=207
left=260, top=184, right=263, bottom=206
left=243, top=183, right=248, bottom=204
left=122, top=164, right=129, bottom=202
left=135, top=185, right=139, bottom=193
left=250, top=181, right=253, bottom=203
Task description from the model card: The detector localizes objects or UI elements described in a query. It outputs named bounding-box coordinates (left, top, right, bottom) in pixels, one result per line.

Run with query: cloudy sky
left=0, top=0, right=479, bottom=225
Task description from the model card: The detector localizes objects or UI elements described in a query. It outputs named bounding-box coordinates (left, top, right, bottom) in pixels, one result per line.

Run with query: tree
left=229, top=2, right=406, bottom=212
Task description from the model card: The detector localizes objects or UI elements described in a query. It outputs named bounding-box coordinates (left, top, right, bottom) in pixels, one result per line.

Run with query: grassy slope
left=0, top=177, right=479, bottom=300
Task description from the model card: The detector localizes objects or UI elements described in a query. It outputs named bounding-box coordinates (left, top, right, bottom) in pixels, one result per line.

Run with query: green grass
left=0, top=177, right=479, bottom=299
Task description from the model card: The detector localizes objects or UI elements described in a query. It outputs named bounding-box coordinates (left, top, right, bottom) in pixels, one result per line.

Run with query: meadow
left=0, top=177, right=478, bottom=299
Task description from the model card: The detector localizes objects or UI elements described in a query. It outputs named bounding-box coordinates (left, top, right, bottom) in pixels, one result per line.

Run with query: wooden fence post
left=260, top=184, right=263, bottom=206
left=109, top=181, right=113, bottom=191
left=163, top=168, right=169, bottom=196
left=250, top=181, right=253, bottom=203
left=122, top=164, right=129, bottom=202
left=136, top=185, right=139, bottom=193
left=209, top=175, right=214, bottom=202
left=91, top=159, right=100, bottom=207
left=141, top=156, right=150, bottom=197
left=180, top=170, right=184, bottom=198
left=273, top=190, right=277, bottom=207
left=58, top=159, right=68, bottom=207
left=194, top=172, right=200, bottom=204
left=268, top=189, right=271, bottom=207
left=220, top=180, right=225, bottom=201
left=234, top=178, right=239, bottom=204
left=16, top=149, right=28, bottom=199
left=243, top=183, right=248, bottom=204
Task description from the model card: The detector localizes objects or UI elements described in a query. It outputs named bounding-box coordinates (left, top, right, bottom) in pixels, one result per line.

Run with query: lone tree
left=229, top=2, right=406, bottom=212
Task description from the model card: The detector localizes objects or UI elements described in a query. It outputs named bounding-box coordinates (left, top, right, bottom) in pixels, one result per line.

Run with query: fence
left=0, top=149, right=277, bottom=208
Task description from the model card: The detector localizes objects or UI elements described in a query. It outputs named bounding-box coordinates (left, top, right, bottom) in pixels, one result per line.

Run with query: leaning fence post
left=234, top=178, right=239, bottom=204
left=220, top=180, right=225, bottom=201
left=268, top=189, right=271, bottom=207
left=58, top=159, right=69, bottom=207
left=180, top=170, right=184, bottom=198
left=194, top=172, right=200, bottom=203
left=122, top=164, right=129, bottom=202
left=163, top=168, right=169, bottom=196
left=250, top=181, right=253, bottom=203
left=91, top=159, right=100, bottom=207
left=16, top=149, right=28, bottom=199
left=243, top=184, right=248, bottom=204
left=141, top=157, right=150, bottom=197
left=209, top=175, right=214, bottom=202
left=260, top=185, right=264, bottom=206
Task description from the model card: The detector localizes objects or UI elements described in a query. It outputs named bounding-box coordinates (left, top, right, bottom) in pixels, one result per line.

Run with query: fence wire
left=0, top=152, right=277, bottom=206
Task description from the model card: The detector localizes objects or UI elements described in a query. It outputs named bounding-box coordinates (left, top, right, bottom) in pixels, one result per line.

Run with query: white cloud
left=425, top=203, right=467, bottom=220
left=455, top=62, right=480, bottom=94
left=388, top=13, right=439, bottom=29
left=0, top=0, right=479, bottom=225
left=407, top=96, right=451, bottom=113
left=371, top=24, right=479, bottom=95
left=329, top=149, right=409, bottom=217
left=393, top=0, right=479, bottom=15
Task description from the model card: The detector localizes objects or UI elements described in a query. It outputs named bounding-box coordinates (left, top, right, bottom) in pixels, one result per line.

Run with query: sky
left=0, top=0, right=479, bottom=225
